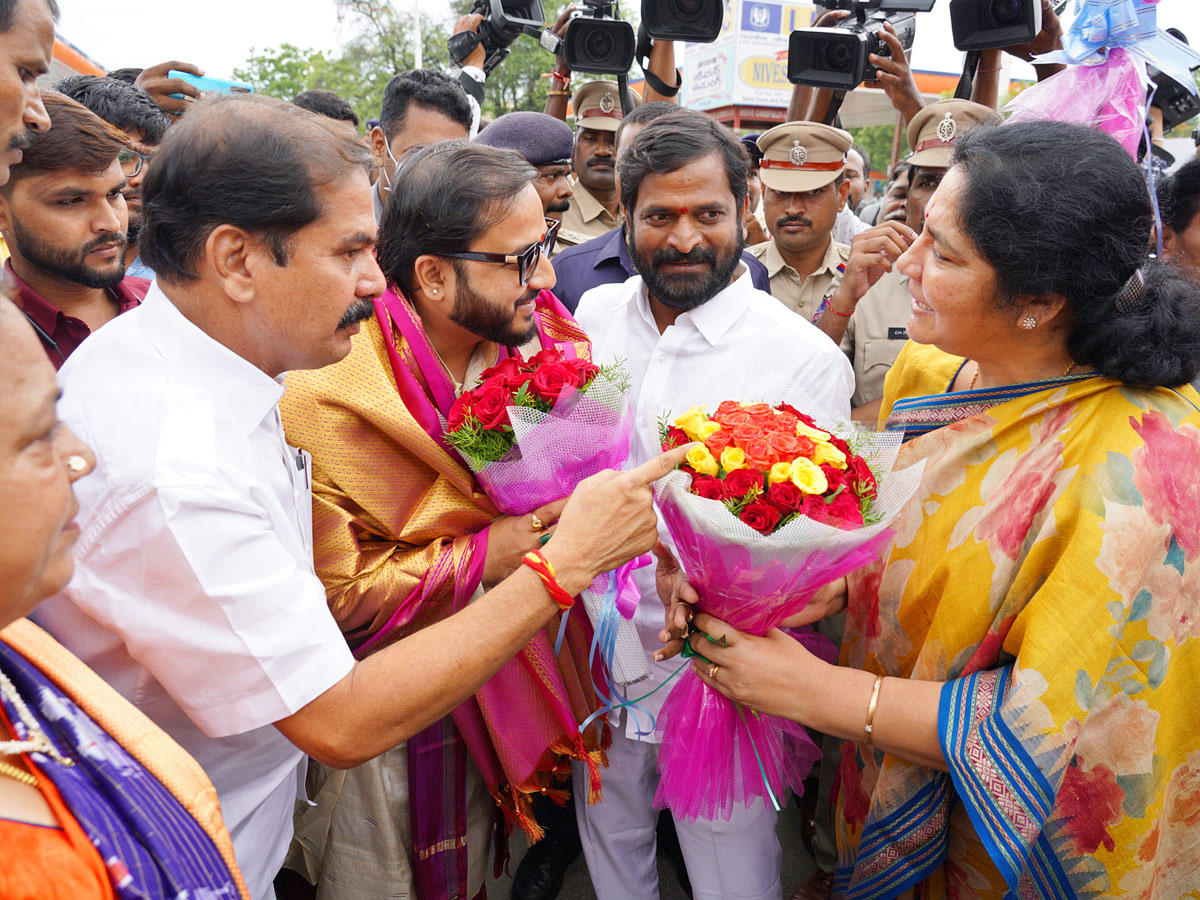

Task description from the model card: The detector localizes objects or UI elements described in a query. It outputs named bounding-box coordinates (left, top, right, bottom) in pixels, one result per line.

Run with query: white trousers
left=574, top=727, right=782, bottom=900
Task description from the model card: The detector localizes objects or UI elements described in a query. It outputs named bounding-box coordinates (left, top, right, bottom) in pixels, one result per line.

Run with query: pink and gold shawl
left=280, top=290, right=607, bottom=888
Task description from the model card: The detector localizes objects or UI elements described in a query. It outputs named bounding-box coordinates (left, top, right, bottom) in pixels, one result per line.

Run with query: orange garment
left=0, top=755, right=114, bottom=900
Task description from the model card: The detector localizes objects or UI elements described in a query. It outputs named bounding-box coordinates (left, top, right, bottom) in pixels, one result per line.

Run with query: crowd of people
left=1, top=0, right=1199, bottom=899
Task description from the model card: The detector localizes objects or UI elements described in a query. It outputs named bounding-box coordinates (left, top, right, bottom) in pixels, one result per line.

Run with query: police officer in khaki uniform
left=555, top=80, right=643, bottom=254
left=817, top=98, right=1000, bottom=421
left=748, top=122, right=853, bottom=321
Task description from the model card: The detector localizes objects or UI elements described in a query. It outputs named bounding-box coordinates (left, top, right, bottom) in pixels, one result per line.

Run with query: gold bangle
left=863, top=674, right=884, bottom=745
left=547, top=89, right=570, bottom=96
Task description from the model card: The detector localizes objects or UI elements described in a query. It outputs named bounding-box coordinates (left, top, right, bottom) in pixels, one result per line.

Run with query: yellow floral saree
left=833, top=341, right=1200, bottom=900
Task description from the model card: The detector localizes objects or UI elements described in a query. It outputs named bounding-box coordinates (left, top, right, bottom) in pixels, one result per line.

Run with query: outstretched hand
left=654, top=543, right=699, bottom=661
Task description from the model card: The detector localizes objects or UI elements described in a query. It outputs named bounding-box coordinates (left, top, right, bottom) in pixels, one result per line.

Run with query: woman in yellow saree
left=668, top=120, right=1200, bottom=899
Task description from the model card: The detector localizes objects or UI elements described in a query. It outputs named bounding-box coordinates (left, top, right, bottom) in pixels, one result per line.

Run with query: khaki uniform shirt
left=749, top=238, right=849, bottom=322
left=555, top=180, right=621, bottom=255
left=843, top=269, right=914, bottom=408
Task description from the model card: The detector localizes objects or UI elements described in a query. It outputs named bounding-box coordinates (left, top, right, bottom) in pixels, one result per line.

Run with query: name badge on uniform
left=888, top=327, right=909, bottom=340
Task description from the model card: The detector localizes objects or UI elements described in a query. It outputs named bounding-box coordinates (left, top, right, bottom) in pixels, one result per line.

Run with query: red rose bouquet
left=651, top=400, right=923, bottom=821
left=446, top=347, right=648, bottom=686
left=445, top=346, right=632, bottom=514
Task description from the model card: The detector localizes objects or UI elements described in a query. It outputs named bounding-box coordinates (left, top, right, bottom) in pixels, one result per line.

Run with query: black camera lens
left=988, top=0, right=1023, bottom=25
left=822, top=40, right=853, bottom=72
left=668, top=0, right=706, bottom=22
left=584, top=28, right=615, bottom=60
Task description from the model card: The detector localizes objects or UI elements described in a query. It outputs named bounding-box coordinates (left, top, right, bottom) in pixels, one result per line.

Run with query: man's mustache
left=586, top=156, right=613, bottom=169
left=547, top=200, right=570, bottom=214
left=9, top=125, right=40, bottom=151
left=82, top=232, right=127, bottom=255
left=653, top=246, right=718, bottom=268
left=774, top=215, right=813, bottom=230
left=337, top=298, right=375, bottom=330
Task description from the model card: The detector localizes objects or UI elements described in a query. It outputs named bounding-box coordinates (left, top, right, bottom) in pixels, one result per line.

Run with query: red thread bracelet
left=523, top=550, right=575, bottom=612
left=827, top=304, right=853, bottom=317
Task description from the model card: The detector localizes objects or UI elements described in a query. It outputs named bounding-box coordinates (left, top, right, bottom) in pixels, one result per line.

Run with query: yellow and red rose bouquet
left=652, top=400, right=922, bottom=820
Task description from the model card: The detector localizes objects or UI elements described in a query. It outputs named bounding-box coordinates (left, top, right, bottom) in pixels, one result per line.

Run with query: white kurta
left=573, top=265, right=853, bottom=900
left=36, top=285, right=355, bottom=900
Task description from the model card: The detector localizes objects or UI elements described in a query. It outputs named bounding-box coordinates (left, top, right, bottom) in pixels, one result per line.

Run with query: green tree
left=847, top=123, right=897, bottom=177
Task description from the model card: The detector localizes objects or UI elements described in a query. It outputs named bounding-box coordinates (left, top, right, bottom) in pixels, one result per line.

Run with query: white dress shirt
left=834, top=204, right=871, bottom=246
left=35, top=285, right=356, bottom=900
left=576, top=265, right=853, bottom=740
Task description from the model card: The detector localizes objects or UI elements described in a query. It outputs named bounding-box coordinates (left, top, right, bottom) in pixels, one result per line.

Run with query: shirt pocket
left=856, top=338, right=907, bottom=404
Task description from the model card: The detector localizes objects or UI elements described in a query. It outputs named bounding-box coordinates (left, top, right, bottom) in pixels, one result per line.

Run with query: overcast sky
left=58, top=1, right=1200, bottom=83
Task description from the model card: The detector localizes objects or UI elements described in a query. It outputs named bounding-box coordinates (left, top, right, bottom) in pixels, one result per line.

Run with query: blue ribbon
left=1037, top=0, right=1200, bottom=95
left=579, top=568, right=658, bottom=737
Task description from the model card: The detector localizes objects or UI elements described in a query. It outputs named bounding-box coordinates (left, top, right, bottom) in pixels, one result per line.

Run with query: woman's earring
left=1020, top=316, right=1038, bottom=331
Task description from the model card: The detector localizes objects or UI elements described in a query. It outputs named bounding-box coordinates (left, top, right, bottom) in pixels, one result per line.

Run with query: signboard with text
left=683, top=0, right=817, bottom=110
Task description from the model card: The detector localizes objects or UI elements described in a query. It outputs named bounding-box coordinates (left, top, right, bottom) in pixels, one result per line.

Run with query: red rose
left=719, top=409, right=753, bottom=427
left=715, top=400, right=743, bottom=418
left=565, top=357, right=601, bottom=387
left=821, top=464, right=851, bottom=495
left=800, top=494, right=832, bottom=524
left=739, top=499, right=781, bottom=534
left=705, top=428, right=734, bottom=456
left=847, top=455, right=878, bottom=500
left=690, top=475, right=727, bottom=501
left=723, top=468, right=763, bottom=498
left=530, top=362, right=577, bottom=403
left=743, top=402, right=773, bottom=417
left=767, top=432, right=804, bottom=457
left=473, top=384, right=512, bottom=429
left=731, top=424, right=762, bottom=447
left=447, top=391, right=476, bottom=431
left=766, top=480, right=805, bottom=513
left=829, top=435, right=852, bottom=457
left=478, top=357, right=527, bottom=390
left=524, top=347, right=564, bottom=370
left=742, top=436, right=779, bottom=468
left=825, top=492, right=865, bottom=529
left=775, top=402, right=816, bottom=427
left=662, top=426, right=691, bottom=450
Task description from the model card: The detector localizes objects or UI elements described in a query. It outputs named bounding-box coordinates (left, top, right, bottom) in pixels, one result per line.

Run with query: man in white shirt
left=34, top=93, right=685, bottom=900
left=574, top=109, right=853, bottom=900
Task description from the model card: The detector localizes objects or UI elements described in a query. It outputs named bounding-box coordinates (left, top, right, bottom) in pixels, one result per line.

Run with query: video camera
left=543, top=0, right=636, bottom=75
left=787, top=0, right=934, bottom=92
left=463, top=0, right=546, bottom=74
left=1151, top=29, right=1200, bottom=135
left=949, top=0, right=1041, bottom=52
left=642, top=0, right=725, bottom=43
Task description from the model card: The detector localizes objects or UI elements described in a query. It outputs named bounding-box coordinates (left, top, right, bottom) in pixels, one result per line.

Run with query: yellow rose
left=812, top=441, right=847, bottom=470
left=796, top=422, right=832, bottom=443
left=790, top=456, right=829, bottom=495
left=701, top=421, right=723, bottom=439
left=720, top=446, right=748, bottom=472
left=674, top=406, right=710, bottom=442
left=686, top=443, right=719, bottom=477
left=768, top=461, right=793, bottom=484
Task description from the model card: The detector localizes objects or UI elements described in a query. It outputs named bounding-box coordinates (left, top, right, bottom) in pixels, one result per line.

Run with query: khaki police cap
left=572, top=80, right=642, bottom=133
left=756, top=121, right=854, bottom=192
left=906, top=99, right=1001, bottom=168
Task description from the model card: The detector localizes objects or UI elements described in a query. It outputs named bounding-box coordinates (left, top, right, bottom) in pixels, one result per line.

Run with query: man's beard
left=11, top=221, right=127, bottom=289
left=546, top=199, right=570, bottom=214
left=449, top=269, right=539, bottom=347
left=629, top=220, right=745, bottom=311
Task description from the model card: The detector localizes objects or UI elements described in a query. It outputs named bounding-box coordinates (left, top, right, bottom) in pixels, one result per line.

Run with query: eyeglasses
left=440, top=218, right=561, bottom=287
left=117, top=150, right=148, bottom=177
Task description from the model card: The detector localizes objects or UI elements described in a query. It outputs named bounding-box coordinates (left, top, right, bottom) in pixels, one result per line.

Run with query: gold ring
left=530, top=514, right=543, bottom=531
left=66, top=455, right=88, bottom=473
left=708, top=663, right=719, bottom=680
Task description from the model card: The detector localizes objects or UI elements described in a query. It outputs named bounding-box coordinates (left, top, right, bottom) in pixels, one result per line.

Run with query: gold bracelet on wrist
left=863, top=674, right=884, bottom=745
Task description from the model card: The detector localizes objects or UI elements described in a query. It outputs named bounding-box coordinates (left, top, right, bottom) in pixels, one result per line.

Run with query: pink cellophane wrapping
left=651, top=424, right=924, bottom=821
left=1004, top=47, right=1147, bottom=159
left=455, top=373, right=650, bottom=682
left=462, top=372, right=633, bottom=516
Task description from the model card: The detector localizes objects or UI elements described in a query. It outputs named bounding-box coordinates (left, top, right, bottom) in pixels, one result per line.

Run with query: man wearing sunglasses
left=276, top=141, right=613, bottom=898
left=0, top=91, right=148, bottom=368
left=55, top=74, right=171, bottom=280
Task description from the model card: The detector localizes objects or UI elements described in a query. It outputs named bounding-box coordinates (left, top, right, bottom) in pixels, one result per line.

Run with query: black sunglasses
left=440, top=218, right=561, bottom=287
